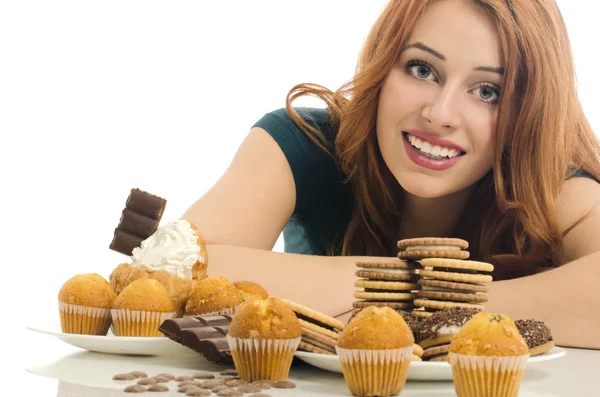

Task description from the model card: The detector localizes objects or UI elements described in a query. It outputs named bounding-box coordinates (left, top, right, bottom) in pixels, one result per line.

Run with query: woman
left=184, top=0, right=600, bottom=348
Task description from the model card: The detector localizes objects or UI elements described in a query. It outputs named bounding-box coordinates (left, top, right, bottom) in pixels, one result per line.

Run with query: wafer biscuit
left=281, top=299, right=345, bottom=331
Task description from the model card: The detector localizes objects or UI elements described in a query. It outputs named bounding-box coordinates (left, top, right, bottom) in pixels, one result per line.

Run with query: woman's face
left=376, top=0, right=504, bottom=199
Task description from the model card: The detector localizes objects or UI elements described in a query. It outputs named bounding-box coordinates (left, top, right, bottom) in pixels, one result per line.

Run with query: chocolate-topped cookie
left=515, top=319, right=554, bottom=356
left=416, top=307, right=481, bottom=349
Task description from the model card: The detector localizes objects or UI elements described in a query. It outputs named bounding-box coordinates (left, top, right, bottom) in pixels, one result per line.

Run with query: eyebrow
left=404, top=42, right=505, bottom=75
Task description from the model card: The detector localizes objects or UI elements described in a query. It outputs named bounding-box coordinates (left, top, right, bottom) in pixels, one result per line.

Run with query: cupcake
left=449, top=312, right=529, bottom=397
left=111, top=279, right=176, bottom=337
left=233, top=280, right=268, bottom=301
left=226, top=296, right=302, bottom=382
left=336, top=306, right=414, bottom=397
left=58, top=274, right=116, bottom=335
left=109, top=219, right=208, bottom=316
left=185, top=276, right=243, bottom=316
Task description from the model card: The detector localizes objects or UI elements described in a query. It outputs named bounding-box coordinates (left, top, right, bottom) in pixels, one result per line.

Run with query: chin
left=397, top=175, right=471, bottom=200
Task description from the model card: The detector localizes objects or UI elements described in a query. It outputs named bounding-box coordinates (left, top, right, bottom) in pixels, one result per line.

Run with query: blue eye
left=406, top=60, right=437, bottom=82
left=472, top=83, right=500, bottom=104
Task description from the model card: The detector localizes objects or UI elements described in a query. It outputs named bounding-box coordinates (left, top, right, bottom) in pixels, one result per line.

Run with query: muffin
left=109, top=219, right=208, bottom=316
left=58, top=274, right=116, bottom=335
left=336, top=306, right=414, bottom=397
left=449, top=312, right=529, bottom=397
left=111, top=279, right=176, bottom=337
left=226, top=296, right=302, bottom=382
left=185, top=276, right=243, bottom=316
left=233, top=280, right=268, bottom=301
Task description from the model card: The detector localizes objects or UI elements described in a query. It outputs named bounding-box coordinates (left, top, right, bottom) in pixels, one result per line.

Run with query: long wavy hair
left=284, top=0, right=600, bottom=280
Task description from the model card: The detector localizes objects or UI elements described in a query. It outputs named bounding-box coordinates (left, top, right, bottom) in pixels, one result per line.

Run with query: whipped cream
left=131, top=219, right=202, bottom=279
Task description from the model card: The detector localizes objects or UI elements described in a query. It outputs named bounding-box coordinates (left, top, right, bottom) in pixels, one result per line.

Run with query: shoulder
left=556, top=176, right=600, bottom=263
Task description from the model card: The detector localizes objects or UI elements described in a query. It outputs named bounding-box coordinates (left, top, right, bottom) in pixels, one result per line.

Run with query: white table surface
left=19, top=328, right=600, bottom=397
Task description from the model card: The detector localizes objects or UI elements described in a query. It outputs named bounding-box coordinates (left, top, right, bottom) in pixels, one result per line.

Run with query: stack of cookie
left=352, top=260, right=419, bottom=313
left=397, top=238, right=493, bottom=318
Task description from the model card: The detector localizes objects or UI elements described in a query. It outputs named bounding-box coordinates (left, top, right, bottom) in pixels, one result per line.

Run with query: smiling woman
left=181, top=0, right=600, bottom=349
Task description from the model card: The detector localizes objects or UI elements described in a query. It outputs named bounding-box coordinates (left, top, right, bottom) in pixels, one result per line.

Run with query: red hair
left=285, top=0, right=600, bottom=279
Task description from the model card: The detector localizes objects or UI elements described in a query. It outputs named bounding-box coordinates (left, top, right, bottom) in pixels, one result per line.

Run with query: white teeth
left=405, top=133, right=462, bottom=159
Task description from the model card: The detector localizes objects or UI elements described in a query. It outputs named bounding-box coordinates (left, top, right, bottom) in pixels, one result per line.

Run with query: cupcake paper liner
left=58, top=302, right=112, bottom=335
left=110, top=309, right=175, bottom=337
left=335, top=346, right=413, bottom=397
left=226, top=336, right=301, bottom=382
left=449, top=352, right=529, bottom=397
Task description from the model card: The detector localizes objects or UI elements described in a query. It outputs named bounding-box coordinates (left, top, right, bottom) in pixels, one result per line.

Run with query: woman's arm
left=487, top=177, right=600, bottom=348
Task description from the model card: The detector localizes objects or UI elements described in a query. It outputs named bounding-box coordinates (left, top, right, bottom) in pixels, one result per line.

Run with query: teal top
left=253, top=107, right=598, bottom=256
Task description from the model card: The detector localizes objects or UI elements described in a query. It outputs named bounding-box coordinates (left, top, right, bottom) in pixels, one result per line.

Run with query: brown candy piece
left=217, top=390, right=243, bottom=397
left=219, top=369, right=238, bottom=376
left=156, top=373, right=175, bottom=380
left=211, top=385, right=232, bottom=392
left=138, top=378, right=158, bottom=386
left=192, top=372, right=216, bottom=380
left=273, top=381, right=296, bottom=389
left=179, top=381, right=204, bottom=387
left=185, top=389, right=211, bottom=396
left=126, top=188, right=167, bottom=219
left=113, top=373, right=136, bottom=381
left=201, top=379, right=225, bottom=389
left=237, top=384, right=262, bottom=393
left=175, top=375, right=194, bottom=382
left=130, top=371, right=149, bottom=378
left=152, top=376, right=171, bottom=383
left=225, top=379, right=247, bottom=387
left=251, top=381, right=273, bottom=390
left=124, top=385, right=147, bottom=393
left=177, top=385, right=199, bottom=393
left=148, top=384, right=169, bottom=392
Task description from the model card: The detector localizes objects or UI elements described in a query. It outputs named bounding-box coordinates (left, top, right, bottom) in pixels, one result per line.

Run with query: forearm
left=486, top=251, right=600, bottom=349
left=206, top=244, right=365, bottom=319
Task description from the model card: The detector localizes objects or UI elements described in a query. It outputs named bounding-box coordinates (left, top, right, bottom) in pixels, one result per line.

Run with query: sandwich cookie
left=281, top=299, right=344, bottom=354
left=397, top=238, right=470, bottom=260
left=412, top=343, right=424, bottom=361
left=355, top=259, right=419, bottom=282
left=415, top=258, right=493, bottom=313
left=415, top=307, right=481, bottom=351
left=515, top=319, right=555, bottom=357
left=353, top=279, right=418, bottom=311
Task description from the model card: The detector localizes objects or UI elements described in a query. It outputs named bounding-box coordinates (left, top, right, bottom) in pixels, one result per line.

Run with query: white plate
left=26, top=324, right=195, bottom=356
left=294, top=347, right=567, bottom=381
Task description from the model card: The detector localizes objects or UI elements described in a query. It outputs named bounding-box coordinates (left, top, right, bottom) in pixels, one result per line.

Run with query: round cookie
left=354, top=280, right=419, bottom=291
left=354, top=291, right=416, bottom=301
left=397, top=238, right=470, bottom=260
left=356, top=260, right=418, bottom=281
left=422, top=344, right=449, bottom=360
left=281, top=298, right=345, bottom=331
left=353, top=301, right=414, bottom=310
left=419, top=269, right=492, bottom=284
left=420, top=258, right=494, bottom=272
left=414, top=299, right=484, bottom=311
left=419, top=278, right=489, bottom=293
left=417, top=290, right=489, bottom=303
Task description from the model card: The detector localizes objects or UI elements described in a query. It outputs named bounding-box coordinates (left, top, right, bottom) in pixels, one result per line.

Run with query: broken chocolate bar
left=159, top=316, right=233, bottom=365
left=109, top=188, right=167, bottom=256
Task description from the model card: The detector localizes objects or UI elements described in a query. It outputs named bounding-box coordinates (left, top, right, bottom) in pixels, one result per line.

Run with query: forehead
left=407, top=0, right=503, bottom=66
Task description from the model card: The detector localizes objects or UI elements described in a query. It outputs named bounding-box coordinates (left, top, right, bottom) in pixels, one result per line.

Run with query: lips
left=401, top=131, right=465, bottom=171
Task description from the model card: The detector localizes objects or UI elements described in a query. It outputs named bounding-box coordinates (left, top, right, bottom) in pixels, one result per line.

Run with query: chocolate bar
left=109, top=188, right=167, bottom=256
left=159, top=316, right=233, bottom=365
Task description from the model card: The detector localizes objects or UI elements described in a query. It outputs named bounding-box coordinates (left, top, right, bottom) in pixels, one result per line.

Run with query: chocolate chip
left=217, top=390, right=244, bottom=397
left=124, top=385, right=147, bottom=393
left=217, top=375, right=238, bottom=381
left=201, top=379, right=225, bottom=389
left=273, top=381, right=296, bottom=389
left=237, top=384, right=262, bottom=393
left=185, top=389, right=211, bottom=396
left=219, top=369, right=238, bottom=376
left=211, top=385, right=232, bottom=392
left=175, top=375, right=194, bottom=382
left=138, top=378, right=158, bottom=386
left=148, top=384, right=169, bottom=392
left=152, top=376, right=171, bottom=383
left=251, top=381, right=272, bottom=390
left=249, top=394, right=272, bottom=397
left=130, top=371, right=149, bottom=378
left=193, top=372, right=215, bottom=380
left=114, top=373, right=137, bottom=381
left=156, top=373, right=175, bottom=380
left=177, top=385, right=200, bottom=393
left=178, top=381, right=204, bottom=388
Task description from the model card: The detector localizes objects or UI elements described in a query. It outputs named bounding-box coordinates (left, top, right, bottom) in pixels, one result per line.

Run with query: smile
left=402, top=131, right=466, bottom=171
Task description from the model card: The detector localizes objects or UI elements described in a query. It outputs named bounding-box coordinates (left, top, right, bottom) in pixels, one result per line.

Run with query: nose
left=421, top=84, right=462, bottom=130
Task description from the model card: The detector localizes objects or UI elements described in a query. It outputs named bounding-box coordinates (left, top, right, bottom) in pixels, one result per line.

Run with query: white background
left=1, top=0, right=599, bottom=358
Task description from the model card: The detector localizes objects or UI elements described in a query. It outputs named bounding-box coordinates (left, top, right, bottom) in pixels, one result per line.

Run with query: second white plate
left=294, top=347, right=567, bottom=381
left=26, top=324, right=195, bottom=356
